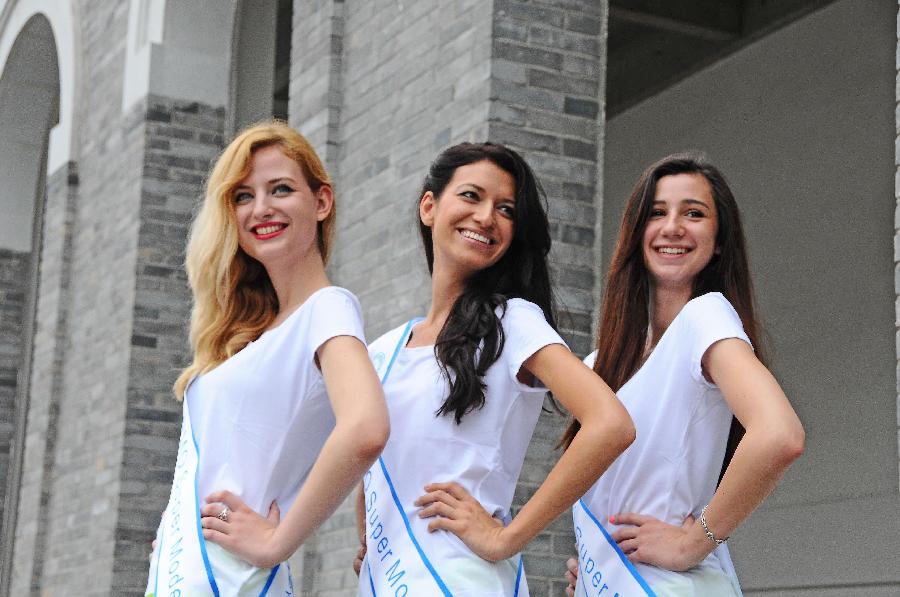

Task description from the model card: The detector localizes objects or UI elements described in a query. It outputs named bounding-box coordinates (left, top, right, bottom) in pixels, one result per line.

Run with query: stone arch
left=0, top=0, right=76, bottom=591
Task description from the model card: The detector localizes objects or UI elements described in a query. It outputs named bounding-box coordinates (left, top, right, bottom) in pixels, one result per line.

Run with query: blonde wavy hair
left=174, top=121, right=334, bottom=399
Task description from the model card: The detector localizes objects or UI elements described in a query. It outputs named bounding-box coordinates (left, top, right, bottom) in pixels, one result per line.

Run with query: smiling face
left=419, top=160, right=516, bottom=279
left=232, top=145, right=332, bottom=269
left=642, top=172, right=718, bottom=293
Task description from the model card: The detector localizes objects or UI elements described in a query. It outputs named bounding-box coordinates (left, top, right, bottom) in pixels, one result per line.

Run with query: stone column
left=290, top=0, right=609, bottom=593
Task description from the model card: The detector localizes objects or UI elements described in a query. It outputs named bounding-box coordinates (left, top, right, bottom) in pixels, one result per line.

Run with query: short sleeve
left=583, top=350, right=597, bottom=369
left=305, top=287, right=366, bottom=356
left=681, top=292, right=753, bottom=386
left=501, top=298, right=567, bottom=392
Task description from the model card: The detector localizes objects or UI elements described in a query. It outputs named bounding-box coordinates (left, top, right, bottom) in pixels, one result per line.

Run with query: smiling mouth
left=252, top=223, right=287, bottom=238
left=460, top=229, right=495, bottom=245
left=656, top=247, right=690, bottom=255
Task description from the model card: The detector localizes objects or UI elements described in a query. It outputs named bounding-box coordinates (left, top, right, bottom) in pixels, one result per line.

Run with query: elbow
left=347, top=413, right=390, bottom=463
left=613, top=413, right=636, bottom=452
left=587, top=408, right=635, bottom=454
left=776, top=422, right=805, bottom=466
left=753, top=420, right=805, bottom=469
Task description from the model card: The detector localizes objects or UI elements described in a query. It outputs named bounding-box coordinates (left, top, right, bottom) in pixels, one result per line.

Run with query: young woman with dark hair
left=353, top=142, right=635, bottom=596
left=563, top=153, right=804, bottom=596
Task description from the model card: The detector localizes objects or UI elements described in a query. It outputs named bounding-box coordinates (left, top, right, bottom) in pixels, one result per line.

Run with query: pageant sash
left=359, top=320, right=528, bottom=596
left=572, top=499, right=655, bottom=597
left=146, top=399, right=292, bottom=597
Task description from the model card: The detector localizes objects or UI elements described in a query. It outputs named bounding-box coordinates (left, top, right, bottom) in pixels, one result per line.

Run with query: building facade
left=0, top=0, right=896, bottom=594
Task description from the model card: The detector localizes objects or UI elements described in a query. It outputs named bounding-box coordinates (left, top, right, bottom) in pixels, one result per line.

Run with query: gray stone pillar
left=290, top=0, right=609, bottom=593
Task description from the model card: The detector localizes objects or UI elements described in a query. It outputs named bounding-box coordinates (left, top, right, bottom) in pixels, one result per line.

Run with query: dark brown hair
left=560, top=153, right=764, bottom=479
left=419, top=142, right=556, bottom=423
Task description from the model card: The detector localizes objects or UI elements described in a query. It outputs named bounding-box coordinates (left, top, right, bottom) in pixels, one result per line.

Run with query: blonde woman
left=145, top=122, right=389, bottom=596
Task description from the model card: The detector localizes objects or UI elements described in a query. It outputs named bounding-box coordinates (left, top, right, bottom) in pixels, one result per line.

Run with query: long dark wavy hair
left=560, top=153, right=764, bottom=480
left=419, top=142, right=556, bottom=424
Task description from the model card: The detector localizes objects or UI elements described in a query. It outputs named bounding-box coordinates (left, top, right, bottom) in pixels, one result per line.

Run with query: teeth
left=658, top=247, right=688, bottom=254
left=461, top=230, right=492, bottom=244
left=256, top=225, right=284, bottom=235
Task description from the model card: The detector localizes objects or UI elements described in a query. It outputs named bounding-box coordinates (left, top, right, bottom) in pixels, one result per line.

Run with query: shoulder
left=679, top=292, right=742, bottom=328
left=368, top=320, right=414, bottom=352
left=307, top=286, right=362, bottom=311
left=502, top=297, right=550, bottom=322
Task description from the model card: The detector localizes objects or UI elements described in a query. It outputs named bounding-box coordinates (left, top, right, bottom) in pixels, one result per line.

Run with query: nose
left=660, top=213, right=683, bottom=237
left=471, top=200, right=495, bottom=228
left=250, top=193, right=274, bottom=221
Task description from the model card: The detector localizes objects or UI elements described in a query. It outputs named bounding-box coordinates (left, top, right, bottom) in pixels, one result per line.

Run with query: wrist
left=495, top=524, right=526, bottom=561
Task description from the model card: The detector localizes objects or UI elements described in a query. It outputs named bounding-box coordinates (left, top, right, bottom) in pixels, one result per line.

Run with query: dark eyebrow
left=652, top=198, right=711, bottom=207
left=456, top=182, right=486, bottom=192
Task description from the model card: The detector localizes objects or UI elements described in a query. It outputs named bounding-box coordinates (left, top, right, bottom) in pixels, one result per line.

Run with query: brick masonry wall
left=9, top=161, right=77, bottom=595
left=488, top=2, right=606, bottom=594
left=10, top=1, right=146, bottom=593
left=291, top=1, right=608, bottom=595
left=111, top=95, right=224, bottom=594
left=0, top=248, right=29, bottom=536
left=888, top=24, right=900, bottom=587
left=290, top=0, right=497, bottom=593
left=290, top=0, right=345, bottom=176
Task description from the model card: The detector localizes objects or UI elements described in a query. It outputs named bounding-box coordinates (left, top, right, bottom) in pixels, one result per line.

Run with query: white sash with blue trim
left=145, top=399, right=292, bottom=596
left=358, top=319, right=528, bottom=597
left=572, top=499, right=655, bottom=597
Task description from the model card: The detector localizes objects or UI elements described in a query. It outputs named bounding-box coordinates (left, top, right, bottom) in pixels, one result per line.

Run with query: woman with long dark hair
left=351, top=142, right=634, bottom=595
left=563, top=153, right=804, bottom=595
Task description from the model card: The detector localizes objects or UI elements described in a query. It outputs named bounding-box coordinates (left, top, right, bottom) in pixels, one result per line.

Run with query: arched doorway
left=0, top=10, right=60, bottom=594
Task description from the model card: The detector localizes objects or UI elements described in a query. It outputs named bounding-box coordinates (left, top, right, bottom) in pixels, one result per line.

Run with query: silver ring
left=217, top=506, right=230, bottom=522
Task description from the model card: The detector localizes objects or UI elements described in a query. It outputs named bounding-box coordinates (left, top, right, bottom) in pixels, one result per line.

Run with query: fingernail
left=608, top=515, right=615, bottom=524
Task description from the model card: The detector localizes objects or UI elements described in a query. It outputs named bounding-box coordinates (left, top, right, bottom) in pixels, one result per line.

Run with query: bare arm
left=417, top=344, right=635, bottom=561
left=201, top=335, right=389, bottom=567
left=353, top=483, right=367, bottom=575
left=613, top=338, right=804, bottom=569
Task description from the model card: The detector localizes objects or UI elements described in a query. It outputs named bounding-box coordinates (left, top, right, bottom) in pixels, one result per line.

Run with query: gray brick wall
left=896, top=0, right=899, bottom=494
left=290, top=0, right=345, bottom=176
left=0, top=248, right=28, bottom=536
left=10, top=2, right=145, bottom=593
left=293, top=0, right=497, bottom=593
left=112, top=95, right=225, bottom=594
left=488, top=2, right=606, bottom=594
left=4, top=0, right=611, bottom=593
left=291, top=1, right=608, bottom=594
left=8, top=161, right=78, bottom=595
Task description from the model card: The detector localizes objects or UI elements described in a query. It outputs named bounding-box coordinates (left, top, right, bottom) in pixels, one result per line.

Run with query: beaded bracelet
left=699, top=505, right=728, bottom=545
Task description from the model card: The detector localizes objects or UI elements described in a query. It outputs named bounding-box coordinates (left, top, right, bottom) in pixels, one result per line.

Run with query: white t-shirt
left=582, top=292, right=751, bottom=595
left=371, top=298, right=565, bottom=594
left=187, top=286, right=366, bottom=515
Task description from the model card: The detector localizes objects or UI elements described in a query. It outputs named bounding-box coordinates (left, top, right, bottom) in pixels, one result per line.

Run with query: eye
left=273, top=183, right=294, bottom=196
left=497, top=203, right=516, bottom=218
left=459, top=190, right=478, bottom=201
left=686, top=209, right=705, bottom=218
left=649, top=208, right=665, bottom=217
left=234, top=191, right=253, bottom=204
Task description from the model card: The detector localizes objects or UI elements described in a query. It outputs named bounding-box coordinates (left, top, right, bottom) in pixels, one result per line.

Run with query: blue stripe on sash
left=577, top=499, right=656, bottom=596
left=513, top=555, right=524, bottom=597
left=375, top=317, right=453, bottom=594
left=379, top=318, right=421, bottom=383
left=377, top=456, right=453, bottom=596
left=366, top=559, right=378, bottom=596
left=190, top=421, right=222, bottom=597
left=153, top=524, right=165, bottom=596
left=259, top=564, right=280, bottom=596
